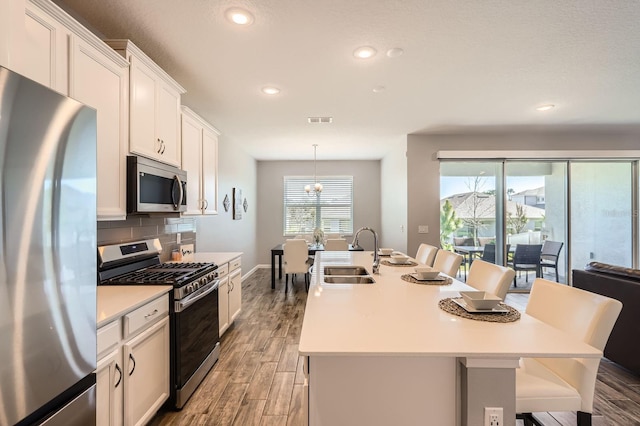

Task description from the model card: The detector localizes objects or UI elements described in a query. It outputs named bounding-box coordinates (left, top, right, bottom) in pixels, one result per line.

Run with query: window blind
left=283, top=176, right=353, bottom=235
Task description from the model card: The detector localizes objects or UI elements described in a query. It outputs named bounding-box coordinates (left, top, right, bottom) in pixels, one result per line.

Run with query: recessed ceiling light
left=372, top=86, right=386, bottom=93
left=353, top=46, right=377, bottom=59
left=225, top=8, right=254, bottom=25
left=386, top=48, right=404, bottom=58
left=536, top=104, right=555, bottom=111
left=261, top=86, right=280, bottom=95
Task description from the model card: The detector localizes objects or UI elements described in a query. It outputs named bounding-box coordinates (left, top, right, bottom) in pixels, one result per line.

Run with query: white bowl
left=379, top=248, right=393, bottom=255
left=459, top=291, right=502, bottom=310
left=390, top=254, right=410, bottom=264
left=414, top=266, right=439, bottom=280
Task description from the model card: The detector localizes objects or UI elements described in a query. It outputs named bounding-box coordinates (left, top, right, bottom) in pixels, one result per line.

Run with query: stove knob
left=186, top=284, right=194, bottom=294
left=202, top=276, right=210, bottom=284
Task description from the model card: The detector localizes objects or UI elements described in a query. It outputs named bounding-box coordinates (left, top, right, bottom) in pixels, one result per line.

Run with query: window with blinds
left=283, top=176, right=353, bottom=236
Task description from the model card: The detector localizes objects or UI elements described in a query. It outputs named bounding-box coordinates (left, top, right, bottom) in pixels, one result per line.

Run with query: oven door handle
left=175, top=280, right=219, bottom=312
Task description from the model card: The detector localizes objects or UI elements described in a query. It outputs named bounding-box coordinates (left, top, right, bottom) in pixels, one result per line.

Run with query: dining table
left=270, top=242, right=362, bottom=289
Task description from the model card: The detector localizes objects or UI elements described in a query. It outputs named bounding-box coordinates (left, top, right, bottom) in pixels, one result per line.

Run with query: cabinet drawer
left=217, top=263, right=229, bottom=278
left=124, top=294, right=169, bottom=338
left=97, top=319, right=121, bottom=358
left=230, top=257, right=241, bottom=272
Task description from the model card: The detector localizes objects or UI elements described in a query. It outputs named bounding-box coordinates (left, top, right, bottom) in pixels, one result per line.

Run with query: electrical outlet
left=418, top=225, right=429, bottom=234
left=176, top=232, right=181, bottom=244
left=484, top=407, right=503, bottom=426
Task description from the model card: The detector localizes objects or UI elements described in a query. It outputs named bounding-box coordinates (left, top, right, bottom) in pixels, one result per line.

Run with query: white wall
left=256, top=160, right=381, bottom=265
left=407, top=130, right=640, bottom=258
left=196, top=137, right=258, bottom=270
left=380, top=141, right=408, bottom=253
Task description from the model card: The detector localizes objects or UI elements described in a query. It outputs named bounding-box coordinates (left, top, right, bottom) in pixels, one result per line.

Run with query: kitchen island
left=299, top=251, right=601, bottom=426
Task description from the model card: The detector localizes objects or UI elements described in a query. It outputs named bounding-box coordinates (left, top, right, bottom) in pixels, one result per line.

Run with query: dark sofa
left=573, top=262, right=640, bottom=376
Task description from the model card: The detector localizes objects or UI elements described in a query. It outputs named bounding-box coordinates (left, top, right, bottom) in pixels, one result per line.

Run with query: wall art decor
left=233, top=188, right=243, bottom=220
left=243, top=198, right=248, bottom=213
left=223, top=194, right=230, bottom=212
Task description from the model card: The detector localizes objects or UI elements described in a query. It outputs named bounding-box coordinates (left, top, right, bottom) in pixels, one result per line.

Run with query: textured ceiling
left=56, top=0, right=640, bottom=160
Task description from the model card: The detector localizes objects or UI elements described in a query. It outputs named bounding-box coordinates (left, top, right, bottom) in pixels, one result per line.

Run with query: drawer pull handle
left=114, top=363, right=122, bottom=388
left=128, top=353, right=136, bottom=376
left=145, top=309, right=158, bottom=319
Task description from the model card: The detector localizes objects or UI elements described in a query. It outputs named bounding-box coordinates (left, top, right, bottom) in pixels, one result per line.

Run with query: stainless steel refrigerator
left=0, top=66, right=97, bottom=425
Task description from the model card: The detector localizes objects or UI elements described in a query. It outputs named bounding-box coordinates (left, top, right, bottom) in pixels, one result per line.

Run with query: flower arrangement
left=313, top=227, right=324, bottom=245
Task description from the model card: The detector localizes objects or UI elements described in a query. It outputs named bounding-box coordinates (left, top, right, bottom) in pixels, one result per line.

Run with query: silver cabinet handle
left=144, top=309, right=158, bottom=319
left=128, top=353, right=136, bottom=376
left=156, top=138, right=162, bottom=153
left=160, top=140, right=166, bottom=154
left=203, top=199, right=209, bottom=210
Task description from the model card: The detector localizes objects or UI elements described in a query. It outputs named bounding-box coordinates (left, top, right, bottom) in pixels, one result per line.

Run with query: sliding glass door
left=570, top=162, right=634, bottom=270
left=506, top=162, right=567, bottom=289
left=440, top=158, right=637, bottom=292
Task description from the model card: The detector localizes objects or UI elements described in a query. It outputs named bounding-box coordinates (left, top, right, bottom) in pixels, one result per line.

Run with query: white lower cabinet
left=96, top=293, right=170, bottom=426
left=123, top=316, right=170, bottom=426
left=218, top=256, right=242, bottom=335
left=96, top=346, right=123, bottom=426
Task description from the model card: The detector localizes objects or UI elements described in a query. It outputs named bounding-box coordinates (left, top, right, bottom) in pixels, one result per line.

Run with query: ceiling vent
left=308, top=117, right=333, bottom=124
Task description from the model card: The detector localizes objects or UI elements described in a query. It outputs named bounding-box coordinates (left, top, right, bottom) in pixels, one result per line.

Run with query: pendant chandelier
left=304, top=144, right=323, bottom=195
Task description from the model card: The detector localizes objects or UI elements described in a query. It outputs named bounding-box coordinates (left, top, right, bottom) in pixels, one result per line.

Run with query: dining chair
left=415, top=243, right=438, bottom=266
left=283, top=239, right=311, bottom=292
left=466, top=259, right=515, bottom=300
left=509, top=244, right=543, bottom=287
left=432, top=250, right=463, bottom=277
left=539, top=240, right=564, bottom=282
left=324, top=238, right=349, bottom=251
left=516, top=278, right=623, bottom=426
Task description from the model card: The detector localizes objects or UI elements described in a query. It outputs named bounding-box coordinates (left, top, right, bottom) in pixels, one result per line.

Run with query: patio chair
left=516, top=278, right=622, bottom=426
left=509, top=244, right=543, bottom=287
left=481, top=244, right=511, bottom=264
left=540, top=240, right=564, bottom=282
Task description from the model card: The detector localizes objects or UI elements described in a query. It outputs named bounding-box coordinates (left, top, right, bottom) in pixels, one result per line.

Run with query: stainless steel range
left=98, top=239, right=221, bottom=409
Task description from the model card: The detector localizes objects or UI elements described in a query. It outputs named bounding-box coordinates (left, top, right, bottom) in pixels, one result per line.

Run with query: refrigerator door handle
left=128, top=353, right=136, bottom=376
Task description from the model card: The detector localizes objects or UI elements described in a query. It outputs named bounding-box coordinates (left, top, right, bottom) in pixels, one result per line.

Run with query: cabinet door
left=23, top=1, right=69, bottom=93
left=181, top=113, right=203, bottom=215
left=70, top=35, right=128, bottom=220
left=156, top=81, right=181, bottom=167
left=123, top=316, right=170, bottom=426
left=129, top=55, right=160, bottom=161
left=96, top=347, right=123, bottom=426
left=218, top=276, right=230, bottom=335
left=202, top=129, right=218, bottom=215
left=229, top=269, right=242, bottom=324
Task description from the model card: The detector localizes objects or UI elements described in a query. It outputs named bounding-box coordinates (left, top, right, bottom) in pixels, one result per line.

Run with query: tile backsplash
left=98, top=216, right=196, bottom=262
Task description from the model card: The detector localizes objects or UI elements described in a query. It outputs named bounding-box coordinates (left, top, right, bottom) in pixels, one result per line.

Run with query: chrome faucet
left=351, top=227, right=380, bottom=274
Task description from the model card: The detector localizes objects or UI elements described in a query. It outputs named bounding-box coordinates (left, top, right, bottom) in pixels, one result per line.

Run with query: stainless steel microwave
left=127, top=156, right=187, bottom=214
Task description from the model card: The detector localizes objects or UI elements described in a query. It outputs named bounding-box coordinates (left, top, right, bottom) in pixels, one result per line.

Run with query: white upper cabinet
left=106, top=40, right=185, bottom=168
left=181, top=106, right=219, bottom=215
left=23, top=0, right=69, bottom=93
left=69, top=34, right=129, bottom=220
left=23, top=0, right=129, bottom=220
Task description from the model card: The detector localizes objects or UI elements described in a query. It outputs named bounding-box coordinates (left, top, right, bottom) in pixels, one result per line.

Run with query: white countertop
left=299, top=251, right=601, bottom=359
left=97, top=285, right=172, bottom=328
left=190, top=252, right=242, bottom=265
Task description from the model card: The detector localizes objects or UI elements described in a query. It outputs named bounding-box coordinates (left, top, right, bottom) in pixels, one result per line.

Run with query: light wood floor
left=150, top=269, right=640, bottom=426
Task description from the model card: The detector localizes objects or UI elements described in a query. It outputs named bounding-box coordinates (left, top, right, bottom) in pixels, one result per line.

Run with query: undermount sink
left=323, top=276, right=375, bottom=284
left=324, top=266, right=369, bottom=276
